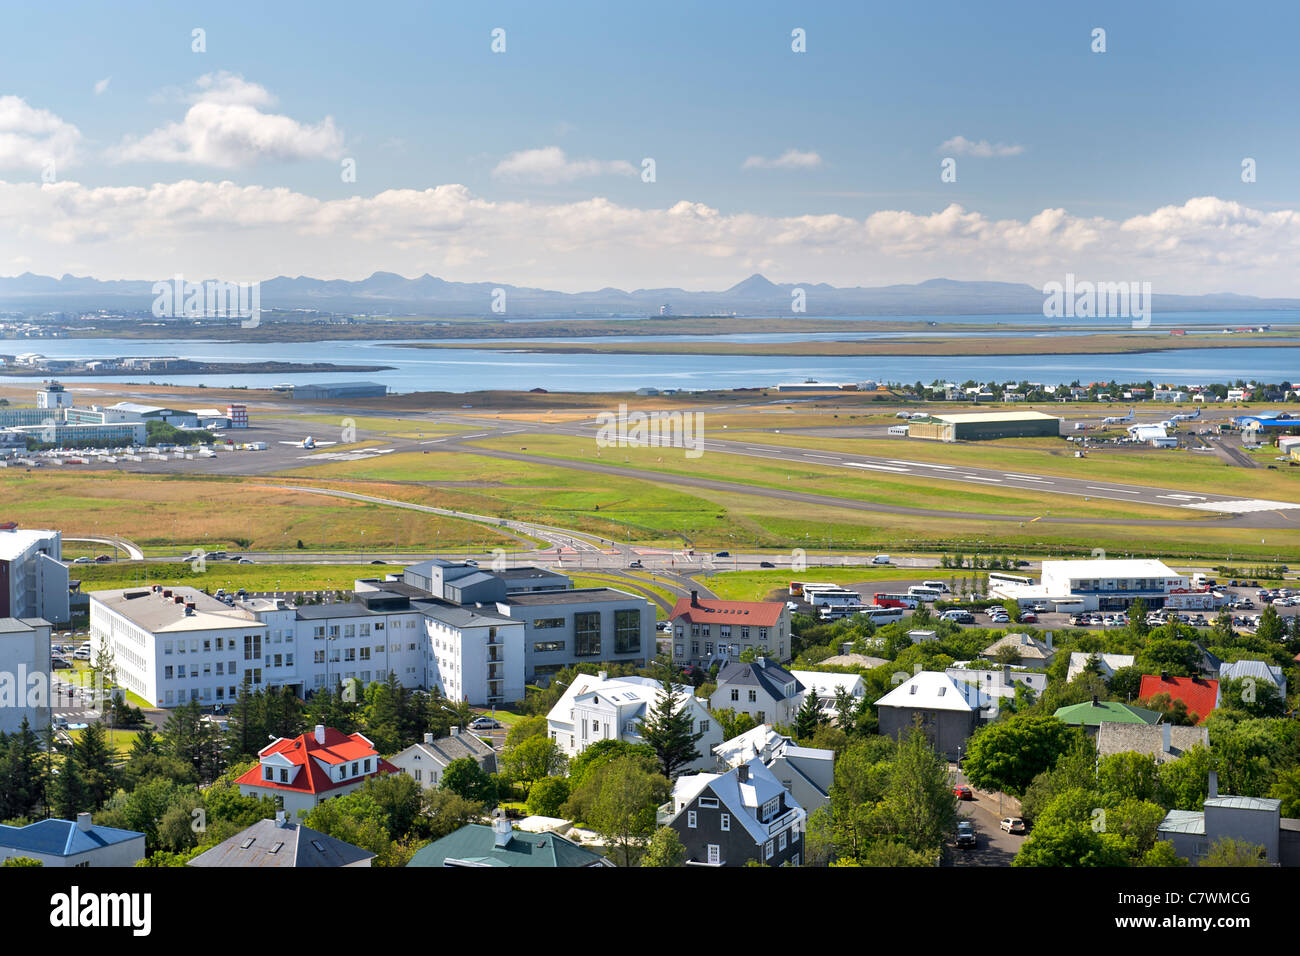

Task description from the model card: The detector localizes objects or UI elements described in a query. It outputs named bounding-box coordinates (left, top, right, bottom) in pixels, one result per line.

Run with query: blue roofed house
left=0, top=813, right=145, bottom=867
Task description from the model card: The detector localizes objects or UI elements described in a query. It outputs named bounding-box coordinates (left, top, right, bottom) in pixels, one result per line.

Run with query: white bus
left=921, top=580, right=952, bottom=594
left=818, top=605, right=905, bottom=625
left=987, top=571, right=1034, bottom=588
left=907, top=585, right=944, bottom=602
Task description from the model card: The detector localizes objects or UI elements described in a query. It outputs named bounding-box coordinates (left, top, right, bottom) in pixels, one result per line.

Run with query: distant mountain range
left=2, top=271, right=1298, bottom=317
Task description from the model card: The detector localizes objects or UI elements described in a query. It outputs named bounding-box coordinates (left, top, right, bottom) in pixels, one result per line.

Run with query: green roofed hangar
left=906, top=410, right=1062, bottom=443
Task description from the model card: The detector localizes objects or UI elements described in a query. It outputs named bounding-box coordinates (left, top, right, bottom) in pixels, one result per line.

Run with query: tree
left=1108, top=666, right=1144, bottom=702
left=0, top=720, right=44, bottom=821
left=1141, top=840, right=1189, bottom=867
left=420, top=788, right=485, bottom=840
left=1269, top=766, right=1300, bottom=818
left=711, top=708, right=757, bottom=743
left=440, top=758, right=497, bottom=806
left=794, top=691, right=823, bottom=740
left=831, top=687, right=856, bottom=732
left=503, top=715, right=548, bottom=751
left=963, top=715, right=1084, bottom=797
left=640, top=826, right=687, bottom=867
left=1217, top=676, right=1285, bottom=719
left=501, top=736, right=567, bottom=791
left=875, top=729, right=956, bottom=855
left=1136, top=638, right=1200, bottom=678
left=637, top=680, right=704, bottom=778
left=1255, top=603, right=1284, bottom=643
left=68, top=722, right=119, bottom=810
left=525, top=776, right=570, bottom=817
left=1096, top=752, right=1162, bottom=805
left=1012, top=821, right=1129, bottom=867
left=1, top=857, right=42, bottom=867
left=585, top=756, right=668, bottom=867
left=1198, top=837, right=1269, bottom=867
left=1157, top=744, right=1211, bottom=810
left=1128, top=597, right=1149, bottom=638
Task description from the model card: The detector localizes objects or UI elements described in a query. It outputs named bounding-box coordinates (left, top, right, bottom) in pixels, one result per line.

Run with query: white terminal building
left=989, top=559, right=1194, bottom=612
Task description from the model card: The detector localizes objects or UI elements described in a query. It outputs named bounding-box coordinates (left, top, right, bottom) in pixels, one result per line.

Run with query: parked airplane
left=278, top=436, right=336, bottom=449
left=1100, top=407, right=1136, bottom=426
left=1168, top=407, right=1201, bottom=423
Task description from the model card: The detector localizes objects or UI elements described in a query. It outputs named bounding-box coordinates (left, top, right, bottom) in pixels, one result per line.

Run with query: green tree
left=1269, top=766, right=1300, bottom=818
left=1198, top=837, right=1269, bottom=867
left=1157, top=744, right=1212, bottom=810
left=68, top=722, right=119, bottom=810
left=585, top=756, right=668, bottom=866
left=859, top=840, right=935, bottom=867
left=525, top=775, right=570, bottom=817
left=501, top=736, right=567, bottom=791
left=1255, top=603, right=1284, bottom=643
left=420, top=788, right=484, bottom=840
left=1136, top=638, right=1200, bottom=678
left=503, top=715, right=549, bottom=750
left=637, top=680, right=704, bottom=778
left=1127, top=597, right=1150, bottom=638
left=439, top=757, right=497, bottom=806
left=711, top=708, right=757, bottom=742
left=1141, top=840, right=1189, bottom=867
left=1, top=857, right=42, bottom=867
left=874, top=729, right=957, bottom=855
left=963, top=715, right=1084, bottom=797
left=1096, top=752, right=1162, bottom=805
left=640, top=825, right=687, bottom=867
left=794, top=691, right=823, bottom=740
left=1013, top=821, right=1128, bottom=867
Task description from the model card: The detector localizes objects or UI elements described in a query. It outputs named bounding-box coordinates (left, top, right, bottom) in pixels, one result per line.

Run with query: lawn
left=73, top=562, right=409, bottom=594
left=67, top=727, right=144, bottom=756
left=704, top=566, right=924, bottom=602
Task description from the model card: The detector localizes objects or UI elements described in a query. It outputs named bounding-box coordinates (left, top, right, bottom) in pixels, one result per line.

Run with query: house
left=1066, top=652, right=1135, bottom=683
left=710, top=658, right=803, bottom=726
left=188, top=812, right=374, bottom=867
left=388, top=727, right=497, bottom=790
left=407, top=810, right=613, bottom=867
left=1218, top=660, right=1287, bottom=699
left=945, top=665, right=1048, bottom=718
left=874, top=671, right=981, bottom=760
left=979, top=632, right=1055, bottom=670
left=235, top=724, right=397, bottom=818
left=713, top=724, right=834, bottom=811
left=1158, top=773, right=1300, bottom=866
left=1095, top=721, right=1209, bottom=763
left=1054, top=696, right=1160, bottom=735
left=789, top=669, right=866, bottom=720
left=546, top=671, right=721, bottom=773
left=1138, top=674, right=1219, bottom=725
left=0, top=813, right=145, bottom=867
left=660, top=758, right=807, bottom=867
left=668, top=591, right=791, bottom=669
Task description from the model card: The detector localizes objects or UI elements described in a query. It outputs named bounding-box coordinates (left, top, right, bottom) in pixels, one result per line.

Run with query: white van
left=922, top=580, right=952, bottom=593
left=872, top=554, right=891, bottom=565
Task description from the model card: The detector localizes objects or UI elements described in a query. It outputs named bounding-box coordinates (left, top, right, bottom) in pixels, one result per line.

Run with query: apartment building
left=0, top=527, right=68, bottom=624
left=0, top=617, right=52, bottom=733
left=668, top=591, right=790, bottom=669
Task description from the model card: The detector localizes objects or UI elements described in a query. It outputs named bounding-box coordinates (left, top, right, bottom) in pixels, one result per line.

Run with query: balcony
left=656, top=802, right=674, bottom=827
left=766, top=808, right=800, bottom=835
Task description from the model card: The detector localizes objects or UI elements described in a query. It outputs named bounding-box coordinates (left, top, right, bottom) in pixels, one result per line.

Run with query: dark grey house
left=659, top=759, right=807, bottom=867
left=875, top=671, right=980, bottom=760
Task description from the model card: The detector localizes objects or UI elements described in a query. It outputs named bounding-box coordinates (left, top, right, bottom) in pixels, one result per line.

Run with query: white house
left=710, top=658, right=803, bottom=726
left=1066, top=652, right=1135, bottom=683
left=713, top=724, right=833, bottom=812
left=236, top=725, right=397, bottom=819
left=789, top=669, right=865, bottom=719
left=546, top=671, right=721, bottom=773
left=388, top=727, right=498, bottom=789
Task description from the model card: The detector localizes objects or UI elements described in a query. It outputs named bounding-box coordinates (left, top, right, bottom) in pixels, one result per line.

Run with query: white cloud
left=0, top=95, right=82, bottom=170
left=2, top=182, right=1299, bottom=296
left=742, top=149, right=823, bottom=170
left=112, top=72, right=343, bottom=168
left=94, top=77, right=111, bottom=96
left=492, top=146, right=636, bottom=184
left=939, top=136, right=1024, bottom=158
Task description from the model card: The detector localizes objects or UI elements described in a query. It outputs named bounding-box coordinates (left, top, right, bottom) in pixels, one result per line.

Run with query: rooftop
left=91, top=586, right=260, bottom=633
left=407, top=823, right=609, bottom=868
left=0, top=817, right=143, bottom=856
left=188, top=817, right=374, bottom=868
left=875, top=671, right=979, bottom=712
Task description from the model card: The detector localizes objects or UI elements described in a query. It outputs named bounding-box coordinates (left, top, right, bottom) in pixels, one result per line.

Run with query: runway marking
left=890, top=460, right=955, bottom=470
left=963, top=475, right=1002, bottom=482
left=420, top=439, right=448, bottom=444
left=1003, top=473, right=1049, bottom=481
left=1158, top=494, right=1205, bottom=500
left=845, top=462, right=910, bottom=473
left=1184, top=498, right=1300, bottom=514
left=805, top=454, right=840, bottom=460
left=1091, top=486, right=1139, bottom=494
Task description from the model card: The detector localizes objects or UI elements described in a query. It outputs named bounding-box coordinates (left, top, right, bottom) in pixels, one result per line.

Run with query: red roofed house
left=236, top=724, right=397, bottom=818
left=1139, top=674, right=1220, bottom=726
left=668, top=590, right=790, bottom=669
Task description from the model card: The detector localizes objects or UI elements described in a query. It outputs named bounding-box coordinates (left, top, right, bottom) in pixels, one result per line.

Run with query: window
left=533, top=641, right=565, bottom=653
left=687, top=811, right=697, bottom=829
left=243, top=634, right=261, bottom=661
left=778, top=830, right=787, bottom=851
left=360, top=646, right=370, bottom=661
left=765, top=840, right=774, bottom=860
left=264, top=765, right=273, bottom=780
left=574, top=611, right=601, bottom=657
left=699, top=797, right=719, bottom=808
left=164, top=666, right=173, bottom=680
left=279, top=768, right=288, bottom=783
left=791, top=853, right=799, bottom=866
left=761, top=797, right=779, bottom=822
left=705, top=642, right=713, bottom=655
left=533, top=617, right=565, bottom=629
left=730, top=688, right=739, bottom=701
left=614, top=608, right=640, bottom=654
left=699, top=720, right=709, bottom=733
left=748, top=690, right=757, bottom=703
left=314, top=650, right=325, bottom=664
left=344, top=648, right=356, bottom=662
left=720, top=813, right=730, bottom=831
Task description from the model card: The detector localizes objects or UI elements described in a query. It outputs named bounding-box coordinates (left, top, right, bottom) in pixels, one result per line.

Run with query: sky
left=2, top=0, right=1300, bottom=294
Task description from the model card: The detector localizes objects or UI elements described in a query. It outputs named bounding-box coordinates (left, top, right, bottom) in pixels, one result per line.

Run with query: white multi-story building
left=546, top=671, right=721, bottom=774
left=0, top=617, right=51, bottom=733
left=0, top=527, right=68, bottom=624
left=989, top=558, right=1187, bottom=612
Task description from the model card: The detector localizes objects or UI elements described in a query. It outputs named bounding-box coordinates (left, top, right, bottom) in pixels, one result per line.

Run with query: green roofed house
left=1054, top=695, right=1160, bottom=736
left=407, top=810, right=614, bottom=868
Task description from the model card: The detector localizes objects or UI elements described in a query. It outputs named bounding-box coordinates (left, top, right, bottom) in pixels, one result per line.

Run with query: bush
left=525, top=776, right=570, bottom=817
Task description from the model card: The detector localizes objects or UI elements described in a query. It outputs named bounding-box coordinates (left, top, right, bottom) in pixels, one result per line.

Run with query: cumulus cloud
left=0, top=95, right=82, bottom=170
left=742, top=149, right=823, bottom=170
left=112, top=72, right=343, bottom=168
left=94, top=77, right=111, bottom=96
left=1, top=183, right=1299, bottom=295
left=939, top=135, right=1024, bottom=158
left=492, top=146, right=636, bottom=183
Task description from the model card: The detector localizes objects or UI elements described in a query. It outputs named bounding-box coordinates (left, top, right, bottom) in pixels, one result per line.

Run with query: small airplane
left=1100, top=407, right=1135, bottom=426
left=278, top=436, right=336, bottom=450
left=1167, top=407, right=1201, bottom=423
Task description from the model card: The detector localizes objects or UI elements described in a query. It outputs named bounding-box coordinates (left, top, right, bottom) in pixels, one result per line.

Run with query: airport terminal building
left=989, top=558, right=1189, bottom=612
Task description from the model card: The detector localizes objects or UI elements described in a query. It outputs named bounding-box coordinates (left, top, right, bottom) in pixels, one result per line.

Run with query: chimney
left=450, top=726, right=459, bottom=737
left=275, top=810, right=289, bottom=828
left=1160, top=670, right=1170, bottom=681
left=1044, top=631, right=1053, bottom=651
left=1002, top=664, right=1011, bottom=684
left=755, top=656, right=766, bottom=669
left=314, top=724, right=326, bottom=745
left=691, top=590, right=700, bottom=607
left=491, top=808, right=513, bottom=848
left=737, top=764, right=749, bottom=783
left=598, top=670, right=607, bottom=681
left=1091, top=694, right=1100, bottom=707
left=424, top=732, right=434, bottom=745
left=1162, top=722, right=1172, bottom=754
left=76, top=812, right=92, bottom=832
left=760, top=743, right=772, bottom=763
left=1208, top=770, right=1219, bottom=799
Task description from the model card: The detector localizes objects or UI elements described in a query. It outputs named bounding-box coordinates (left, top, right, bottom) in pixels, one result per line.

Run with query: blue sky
left=2, top=0, right=1299, bottom=291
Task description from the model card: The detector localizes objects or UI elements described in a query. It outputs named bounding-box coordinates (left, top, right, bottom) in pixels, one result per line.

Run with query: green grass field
left=703, top=566, right=925, bottom=602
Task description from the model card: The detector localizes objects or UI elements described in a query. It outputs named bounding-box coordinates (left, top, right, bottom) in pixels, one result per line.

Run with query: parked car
left=1019, top=613, right=1038, bottom=624
left=956, top=821, right=976, bottom=848
left=953, top=784, right=973, bottom=800
left=1000, top=817, right=1026, bottom=834
left=468, top=716, right=502, bottom=730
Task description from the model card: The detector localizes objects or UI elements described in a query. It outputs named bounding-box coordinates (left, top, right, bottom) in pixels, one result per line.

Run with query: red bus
left=873, top=592, right=918, bottom=609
